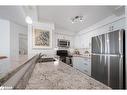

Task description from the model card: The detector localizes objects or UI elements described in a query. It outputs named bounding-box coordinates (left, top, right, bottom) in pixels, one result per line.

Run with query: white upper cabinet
left=74, top=17, right=125, bottom=49
left=109, top=18, right=125, bottom=31
left=97, top=24, right=110, bottom=35
left=95, top=18, right=125, bottom=35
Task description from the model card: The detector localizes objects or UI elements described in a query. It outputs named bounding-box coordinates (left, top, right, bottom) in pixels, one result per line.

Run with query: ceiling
left=38, top=6, right=125, bottom=32
left=0, top=6, right=125, bottom=33
left=0, top=6, right=26, bottom=26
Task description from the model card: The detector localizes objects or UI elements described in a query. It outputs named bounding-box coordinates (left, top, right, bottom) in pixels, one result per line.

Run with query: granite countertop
left=0, top=55, right=34, bottom=80
left=26, top=60, right=111, bottom=89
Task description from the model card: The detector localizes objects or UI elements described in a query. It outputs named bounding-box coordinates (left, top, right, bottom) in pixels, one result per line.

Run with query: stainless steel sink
left=38, top=58, right=56, bottom=63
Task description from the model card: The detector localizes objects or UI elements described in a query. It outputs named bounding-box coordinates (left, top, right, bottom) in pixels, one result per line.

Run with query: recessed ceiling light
left=25, top=16, right=33, bottom=24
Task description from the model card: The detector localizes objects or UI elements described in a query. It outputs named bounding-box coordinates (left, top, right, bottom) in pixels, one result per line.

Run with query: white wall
left=28, top=22, right=55, bottom=56
left=0, top=19, right=10, bottom=57
left=10, top=22, right=27, bottom=57
left=0, top=19, right=27, bottom=57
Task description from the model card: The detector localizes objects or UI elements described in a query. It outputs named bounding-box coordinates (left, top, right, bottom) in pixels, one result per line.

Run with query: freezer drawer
left=91, top=54, right=108, bottom=85
left=91, top=54, right=125, bottom=89
left=109, top=55, right=124, bottom=89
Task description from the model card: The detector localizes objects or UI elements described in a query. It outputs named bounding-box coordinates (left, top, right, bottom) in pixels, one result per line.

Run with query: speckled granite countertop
left=26, top=60, right=111, bottom=89
left=0, top=55, right=34, bottom=80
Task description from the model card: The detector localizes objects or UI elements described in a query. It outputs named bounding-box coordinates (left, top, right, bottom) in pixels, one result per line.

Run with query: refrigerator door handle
left=119, top=55, right=123, bottom=88
left=105, top=34, right=107, bottom=54
left=100, top=55, right=102, bottom=64
left=107, top=56, right=110, bottom=87
left=99, top=36, right=103, bottom=54
left=118, top=30, right=122, bottom=55
left=107, top=33, right=110, bottom=54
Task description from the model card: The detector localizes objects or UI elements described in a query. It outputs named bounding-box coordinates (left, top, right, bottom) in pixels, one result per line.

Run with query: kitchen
left=0, top=6, right=126, bottom=90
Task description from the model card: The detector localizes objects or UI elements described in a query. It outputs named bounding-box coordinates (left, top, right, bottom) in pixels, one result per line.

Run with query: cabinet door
left=84, top=59, right=91, bottom=76
left=80, top=60, right=91, bottom=76
left=111, top=18, right=125, bottom=31
left=91, top=55, right=108, bottom=85
left=73, top=57, right=91, bottom=76
left=77, top=57, right=91, bottom=76
left=76, top=57, right=84, bottom=69
left=72, top=57, right=79, bottom=68
left=98, top=24, right=110, bottom=34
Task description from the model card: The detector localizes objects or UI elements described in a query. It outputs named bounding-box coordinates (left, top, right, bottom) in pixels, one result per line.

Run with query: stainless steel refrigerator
left=91, top=29, right=126, bottom=89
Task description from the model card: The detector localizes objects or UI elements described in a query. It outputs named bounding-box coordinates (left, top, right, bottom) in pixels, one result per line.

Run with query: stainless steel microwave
left=57, top=39, right=70, bottom=48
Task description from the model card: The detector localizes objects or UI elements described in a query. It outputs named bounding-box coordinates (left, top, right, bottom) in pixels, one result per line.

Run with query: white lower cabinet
left=72, top=56, right=91, bottom=76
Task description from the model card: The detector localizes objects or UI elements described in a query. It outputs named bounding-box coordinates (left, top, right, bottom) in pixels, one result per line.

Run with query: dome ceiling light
left=70, top=16, right=85, bottom=23
left=25, top=16, right=33, bottom=24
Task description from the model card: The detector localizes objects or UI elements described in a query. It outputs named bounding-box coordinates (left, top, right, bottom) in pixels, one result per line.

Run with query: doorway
left=19, top=33, right=28, bottom=55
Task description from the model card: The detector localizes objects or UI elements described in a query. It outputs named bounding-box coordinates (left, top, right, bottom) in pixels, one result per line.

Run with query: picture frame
left=32, top=27, right=52, bottom=49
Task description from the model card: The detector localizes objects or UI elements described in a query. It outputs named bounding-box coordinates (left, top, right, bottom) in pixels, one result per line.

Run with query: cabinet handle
left=111, top=26, right=114, bottom=31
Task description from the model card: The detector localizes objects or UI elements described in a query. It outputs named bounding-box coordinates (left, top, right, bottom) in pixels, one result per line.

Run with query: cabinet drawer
left=79, top=67, right=90, bottom=75
left=80, top=61, right=91, bottom=68
left=72, top=57, right=91, bottom=76
left=80, top=65, right=89, bottom=71
left=83, top=62, right=89, bottom=66
left=83, top=61, right=91, bottom=66
left=80, top=62, right=91, bottom=75
left=83, top=69, right=89, bottom=73
left=72, top=57, right=79, bottom=68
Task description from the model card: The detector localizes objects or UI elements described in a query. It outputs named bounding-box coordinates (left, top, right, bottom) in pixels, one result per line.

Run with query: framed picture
left=32, top=28, right=52, bottom=48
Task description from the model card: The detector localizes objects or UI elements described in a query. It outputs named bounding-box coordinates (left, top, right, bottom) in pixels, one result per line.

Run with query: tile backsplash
left=73, top=48, right=91, bottom=55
